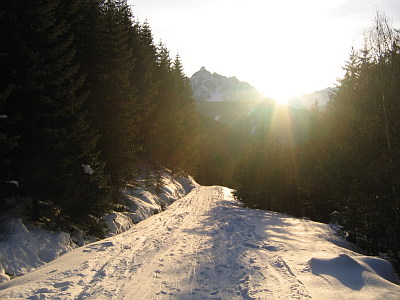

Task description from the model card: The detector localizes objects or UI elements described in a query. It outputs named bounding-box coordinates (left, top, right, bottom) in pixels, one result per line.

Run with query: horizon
left=128, top=0, right=400, bottom=102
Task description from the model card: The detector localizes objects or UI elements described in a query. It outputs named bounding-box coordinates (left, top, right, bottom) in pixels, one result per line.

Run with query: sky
left=127, top=0, right=400, bottom=103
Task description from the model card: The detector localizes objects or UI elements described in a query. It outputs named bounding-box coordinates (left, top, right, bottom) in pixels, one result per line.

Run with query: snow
left=81, top=164, right=94, bottom=175
left=190, top=67, right=261, bottom=102
left=103, top=174, right=197, bottom=238
left=0, top=173, right=197, bottom=284
left=0, top=218, right=76, bottom=281
left=309, top=254, right=398, bottom=293
left=103, top=212, right=134, bottom=237
left=1, top=185, right=398, bottom=299
left=121, top=174, right=196, bottom=224
left=5, top=180, right=19, bottom=187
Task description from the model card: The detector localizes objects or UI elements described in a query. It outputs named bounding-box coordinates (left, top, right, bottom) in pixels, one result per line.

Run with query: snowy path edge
left=0, top=173, right=198, bottom=283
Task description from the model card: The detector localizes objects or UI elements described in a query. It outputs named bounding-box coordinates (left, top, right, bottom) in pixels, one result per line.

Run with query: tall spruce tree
left=0, top=0, right=20, bottom=205
left=324, top=14, right=400, bottom=260
left=0, top=0, right=113, bottom=230
left=0, top=0, right=200, bottom=233
left=129, top=20, right=159, bottom=168
left=86, top=0, right=140, bottom=193
left=144, top=43, right=174, bottom=169
left=171, top=54, right=199, bottom=174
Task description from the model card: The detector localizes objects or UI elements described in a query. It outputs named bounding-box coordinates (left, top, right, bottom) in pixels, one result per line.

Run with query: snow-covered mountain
left=190, top=67, right=337, bottom=110
left=1, top=186, right=399, bottom=299
left=288, top=87, right=338, bottom=109
left=190, top=67, right=262, bottom=102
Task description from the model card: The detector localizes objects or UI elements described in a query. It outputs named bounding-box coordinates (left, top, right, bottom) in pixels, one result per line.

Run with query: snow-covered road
left=1, top=186, right=399, bottom=299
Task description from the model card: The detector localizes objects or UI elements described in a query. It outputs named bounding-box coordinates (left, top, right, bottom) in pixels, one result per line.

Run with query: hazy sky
left=127, top=0, right=400, bottom=102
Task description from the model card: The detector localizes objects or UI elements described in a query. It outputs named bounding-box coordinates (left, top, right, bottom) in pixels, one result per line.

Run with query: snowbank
left=0, top=218, right=76, bottom=283
left=309, top=254, right=398, bottom=290
left=0, top=173, right=197, bottom=282
left=0, top=186, right=398, bottom=299
left=105, top=174, right=197, bottom=234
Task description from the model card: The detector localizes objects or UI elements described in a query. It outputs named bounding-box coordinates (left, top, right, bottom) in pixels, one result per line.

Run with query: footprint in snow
left=210, top=290, right=219, bottom=295
left=91, top=241, right=114, bottom=250
left=33, top=288, right=50, bottom=294
left=262, top=245, right=278, bottom=252
left=77, top=280, right=85, bottom=286
left=94, top=269, right=107, bottom=278
left=53, top=281, right=73, bottom=288
left=28, top=295, right=47, bottom=300
left=243, top=242, right=259, bottom=249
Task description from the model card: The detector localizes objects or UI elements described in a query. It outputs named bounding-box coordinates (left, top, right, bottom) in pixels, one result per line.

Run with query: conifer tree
left=0, top=0, right=113, bottom=228
left=85, top=0, right=140, bottom=192
left=129, top=20, right=159, bottom=167
left=144, top=43, right=174, bottom=169
left=0, top=0, right=201, bottom=233
left=325, top=14, right=400, bottom=258
left=171, top=54, right=199, bottom=174
left=0, top=0, right=20, bottom=206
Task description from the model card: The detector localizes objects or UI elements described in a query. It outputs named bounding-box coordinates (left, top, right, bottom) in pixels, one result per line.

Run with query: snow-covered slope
left=190, top=67, right=262, bottom=102
left=1, top=186, right=399, bottom=299
left=0, top=173, right=197, bottom=284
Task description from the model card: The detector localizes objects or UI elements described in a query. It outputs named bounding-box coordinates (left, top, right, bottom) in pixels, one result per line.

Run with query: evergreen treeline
left=2, top=1, right=399, bottom=268
left=234, top=13, right=400, bottom=267
left=0, top=0, right=198, bottom=235
left=196, top=113, right=244, bottom=187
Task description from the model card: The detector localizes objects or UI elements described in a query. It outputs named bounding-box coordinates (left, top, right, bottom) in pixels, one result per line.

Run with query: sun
left=249, top=71, right=299, bottom=107
left=273, top=97, right=289, bottom=106
left=256, top=85, right=292, bottom=106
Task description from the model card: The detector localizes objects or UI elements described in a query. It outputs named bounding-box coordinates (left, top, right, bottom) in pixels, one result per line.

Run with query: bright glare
left=274, top=97, right=289, bottom=106
left=210, top=0, right=351, bottom=101
left=130, top=0, right=400, bottom=99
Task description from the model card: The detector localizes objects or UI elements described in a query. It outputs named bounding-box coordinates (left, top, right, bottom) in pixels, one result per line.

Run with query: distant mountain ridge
left=288, top=87, right=338, bottom=109
left=190, top=67, right=262, bottom=102
left=190, top=67, right=336, bottom=109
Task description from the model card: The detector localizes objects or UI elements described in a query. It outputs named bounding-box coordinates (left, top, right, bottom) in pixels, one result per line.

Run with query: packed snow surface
left=0, top=174, right=195, bottom=283
left=1, top=186, right=399, bottom=299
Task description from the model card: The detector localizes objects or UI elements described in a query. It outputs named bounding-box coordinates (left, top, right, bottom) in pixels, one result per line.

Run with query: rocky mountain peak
left=190, top=67, right=261, bottom=102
